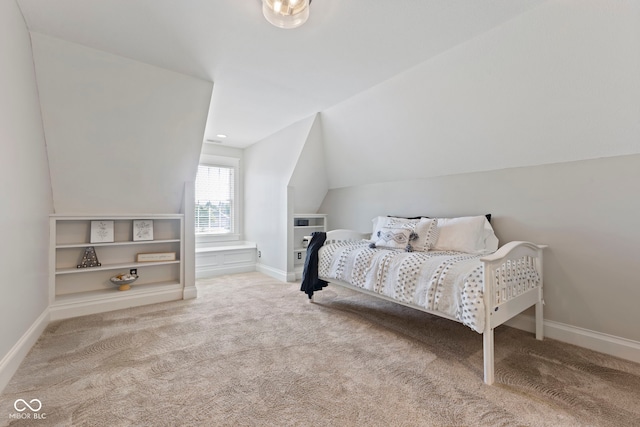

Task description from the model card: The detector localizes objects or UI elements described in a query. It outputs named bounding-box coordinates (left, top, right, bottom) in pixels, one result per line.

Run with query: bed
left=302, top=215, right=546, bottom=385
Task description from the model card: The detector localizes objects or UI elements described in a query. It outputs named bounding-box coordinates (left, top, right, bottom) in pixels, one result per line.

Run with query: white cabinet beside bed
left=291, top=213, right=326, bottom=279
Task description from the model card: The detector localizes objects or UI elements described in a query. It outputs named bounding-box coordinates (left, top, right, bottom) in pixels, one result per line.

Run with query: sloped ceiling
left=321, top=0, right=640, bottom=188
left=32, top=34, right=212, bottom=214
left=16, top=0, right=546, bottom=148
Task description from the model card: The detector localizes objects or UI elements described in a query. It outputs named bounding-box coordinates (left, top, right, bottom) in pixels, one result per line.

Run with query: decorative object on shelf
left=295, top=219, right=309, bottom=226
left=262, top=0, right=311, bottom=29
left=110, top=273, right=138, bottom=291
left=137, top=252, right=176, bottom=262
left=302, top=236, right=312, bottom=248
left=90, top=220, right=114, bottom=243
left=133, top=220, right=154, bottom=241
left=77, top=246, right=101, bottom=268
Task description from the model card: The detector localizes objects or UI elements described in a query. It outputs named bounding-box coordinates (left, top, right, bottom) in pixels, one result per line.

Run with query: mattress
left=318, top=241, right=489, bottom=333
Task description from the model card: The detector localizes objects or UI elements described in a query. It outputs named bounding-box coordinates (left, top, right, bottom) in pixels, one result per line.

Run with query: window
left=195, top=165, right=235, bottom=234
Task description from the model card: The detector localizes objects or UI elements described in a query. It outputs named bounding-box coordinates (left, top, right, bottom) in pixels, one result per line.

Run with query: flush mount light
left=262, top=0, right=311, bottom=29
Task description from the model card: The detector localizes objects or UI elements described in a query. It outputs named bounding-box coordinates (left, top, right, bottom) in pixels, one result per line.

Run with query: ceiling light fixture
left=262, top=0, right=311, bottom=29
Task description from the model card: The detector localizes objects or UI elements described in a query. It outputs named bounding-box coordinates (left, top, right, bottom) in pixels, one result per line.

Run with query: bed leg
left=483, top=328, right=495, bottom=385
left=535, top=300, right=544, bottom=341
left=309, top=294, right=315, bottom=304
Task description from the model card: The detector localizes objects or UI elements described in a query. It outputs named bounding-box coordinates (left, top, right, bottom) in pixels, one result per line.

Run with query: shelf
left=56, top=239, right=181, bottom=249
left=56, top=260, right=180, bottom=275
left=54, top=281, right=182, bottom=305
left=50, top=281, right=185, bottom=320
left=291, top=214, right=326, bottom=279
left=50, top=214, right=183, bottom=219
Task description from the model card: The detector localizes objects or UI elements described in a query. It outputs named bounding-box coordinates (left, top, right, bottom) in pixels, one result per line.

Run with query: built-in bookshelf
left=49, top=214, right=185, bottom=320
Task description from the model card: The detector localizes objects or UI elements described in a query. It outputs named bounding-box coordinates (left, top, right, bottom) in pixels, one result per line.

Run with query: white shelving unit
left=291, top=213, right=327, bottom=278
left=49, top=214, right=185, bottom=320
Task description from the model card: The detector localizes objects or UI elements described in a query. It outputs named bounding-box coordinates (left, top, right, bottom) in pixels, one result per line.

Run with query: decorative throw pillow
left=370, top=216, right=418, bottom=241
left=369, top=217, right=438, bottom=252
left=371, top=227, right=416, bottom=251
left=433, top=216, right=490, bottom=254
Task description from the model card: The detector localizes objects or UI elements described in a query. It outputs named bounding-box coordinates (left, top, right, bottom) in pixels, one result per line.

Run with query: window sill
left=195, top=242, right=256, bottom=254
left=196, top=233, right=241, bottom=244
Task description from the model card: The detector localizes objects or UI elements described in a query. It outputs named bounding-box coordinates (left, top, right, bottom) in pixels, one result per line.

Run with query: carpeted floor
left=2, top=272, right=640, bottom=426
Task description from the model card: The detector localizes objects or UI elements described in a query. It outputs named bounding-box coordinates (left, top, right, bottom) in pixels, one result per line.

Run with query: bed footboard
left=481, top=241, right=546, bottom=384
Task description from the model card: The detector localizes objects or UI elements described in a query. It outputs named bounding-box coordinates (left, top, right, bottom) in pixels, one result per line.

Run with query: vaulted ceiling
left=16, top=0, right=545, bottom=148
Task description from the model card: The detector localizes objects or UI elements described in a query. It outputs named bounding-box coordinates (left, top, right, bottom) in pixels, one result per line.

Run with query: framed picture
left=137, top=252, right=176, bottom=262
left=133, top=220, right=154, bottom=241
left=90, top=220, right=114, bottom=243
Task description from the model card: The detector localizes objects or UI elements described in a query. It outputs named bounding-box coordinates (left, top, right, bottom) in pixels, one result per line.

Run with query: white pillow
left=370, top=216, right=387, bottom=241
left=411, top=218, right=439, bottom=251
left=483, top=221, right=499, bottom=253
left=433, top=216, right=497, bottom=254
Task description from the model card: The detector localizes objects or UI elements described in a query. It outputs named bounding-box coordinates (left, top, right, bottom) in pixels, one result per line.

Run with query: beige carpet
left=2, top=272, right=639, bottom=426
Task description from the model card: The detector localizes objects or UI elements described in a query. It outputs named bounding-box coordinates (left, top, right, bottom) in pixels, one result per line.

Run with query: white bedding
left=318, top=241, right=492, bottom=333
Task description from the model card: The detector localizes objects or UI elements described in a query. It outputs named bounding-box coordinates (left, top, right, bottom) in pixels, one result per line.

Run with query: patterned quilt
left=318, top=241, right=487, bottom=333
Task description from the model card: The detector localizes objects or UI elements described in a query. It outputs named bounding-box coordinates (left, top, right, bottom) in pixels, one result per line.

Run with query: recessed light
left=216, top=134, right=227, bottom=139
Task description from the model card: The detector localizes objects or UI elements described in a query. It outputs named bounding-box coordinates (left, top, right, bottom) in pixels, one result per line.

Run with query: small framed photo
left=133, top=220, right=154, bottom=241
left=90, top=220, right=114, bottom=243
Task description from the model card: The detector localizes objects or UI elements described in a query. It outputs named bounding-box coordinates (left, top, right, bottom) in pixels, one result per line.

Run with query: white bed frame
left=312, top=229, right=546, bottom=385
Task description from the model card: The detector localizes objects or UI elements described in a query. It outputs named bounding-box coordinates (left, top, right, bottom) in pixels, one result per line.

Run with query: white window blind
left=195, top=165, right=234, bottom=234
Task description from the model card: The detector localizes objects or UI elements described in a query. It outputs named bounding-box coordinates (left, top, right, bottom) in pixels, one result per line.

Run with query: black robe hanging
left=300, top=231, right=328, bottom=299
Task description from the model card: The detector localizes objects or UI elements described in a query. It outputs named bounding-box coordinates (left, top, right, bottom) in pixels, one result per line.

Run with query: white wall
left=0, top=0, right=53, bottom=384
left=320, top=154, right=640, bottom=343
left=244, top=115, right=316, bottom=280
left=201, top=143, right=244, bottom=162
left=317, top=0, right=640, bottom=347
left=288, top=114, right=329, bottom=215
left=31, top=33, right=212, bottom=214
left=321, top=0, right=640, bottom=189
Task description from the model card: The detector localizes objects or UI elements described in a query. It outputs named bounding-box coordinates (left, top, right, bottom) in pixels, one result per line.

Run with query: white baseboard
left=49, top=287, right=184, bottom=321
left=256, top=263, right=295, bottom=282
left=0, top=309, right=50, bottom=394
left=505, top=314, right=640, bottom=364
left=183, top=285, right=198, bottom=300
left=196, top=264, right=256, bottom=279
